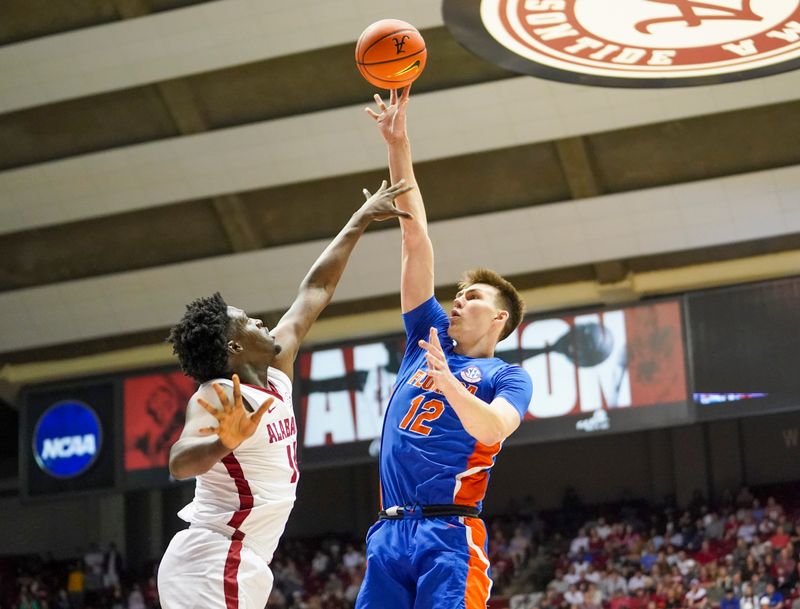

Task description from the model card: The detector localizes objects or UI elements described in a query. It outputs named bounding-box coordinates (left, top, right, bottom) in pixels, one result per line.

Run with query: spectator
left=571, top=528, right=590, bottom=556
left=686, top=579, right=708, bottom=606
left=127, top=583, right=146, bottom=609
left=741, top=583, right=759, bottom=609
left=761, top=582, right=783, bottom=608
left=721, top=588, right=741, bottom=609
left=84, top=542, right=105, bottom=598
left=66, top=561, right=85, bottom=609
left=104, top=542, right=123, bottom=590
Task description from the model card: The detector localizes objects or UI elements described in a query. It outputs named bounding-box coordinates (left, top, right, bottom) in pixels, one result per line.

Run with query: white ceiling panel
left=2, top=71, right=799, bottom=235
left=0, top=0, right=442, bottom=113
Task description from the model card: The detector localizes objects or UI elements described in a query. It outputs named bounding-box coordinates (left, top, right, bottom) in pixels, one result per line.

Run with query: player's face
left=227, top=307, right=282, bottom=361
left=448, top=283, right=503, bottom=343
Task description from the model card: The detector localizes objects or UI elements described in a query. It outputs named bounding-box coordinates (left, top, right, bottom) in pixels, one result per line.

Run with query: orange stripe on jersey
left=453, top=441, right=500, bottom=506
left=462, top=517, right=492, bottom=609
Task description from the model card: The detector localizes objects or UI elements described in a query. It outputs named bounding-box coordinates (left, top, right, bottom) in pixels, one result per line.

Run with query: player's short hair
left=459, top=268, right=525, bottom=341
left=167, top=292, right=231, bottom=383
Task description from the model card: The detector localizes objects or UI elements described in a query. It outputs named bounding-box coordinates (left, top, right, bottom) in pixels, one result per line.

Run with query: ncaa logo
left=33, top=401, right=102, bottom=479
left=461, top=366, right=483, bottom=383
left=443, top=0, right=800, bottom=87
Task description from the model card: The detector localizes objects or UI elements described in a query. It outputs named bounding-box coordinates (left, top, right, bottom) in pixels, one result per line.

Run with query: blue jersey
left=379, top=296, right=533, bottom=511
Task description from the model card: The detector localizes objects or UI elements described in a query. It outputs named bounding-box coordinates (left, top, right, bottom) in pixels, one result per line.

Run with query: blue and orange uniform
left=355, top=296, right=532, bottom=609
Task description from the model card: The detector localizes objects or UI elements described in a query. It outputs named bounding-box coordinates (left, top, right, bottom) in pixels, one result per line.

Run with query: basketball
left=355, top=19, right=427, bottom=89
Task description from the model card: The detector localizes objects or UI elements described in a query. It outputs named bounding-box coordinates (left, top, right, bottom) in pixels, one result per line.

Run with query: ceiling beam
left=111, top=0, right=261, bottom=252
left=555, top=135, right=631, bottom=287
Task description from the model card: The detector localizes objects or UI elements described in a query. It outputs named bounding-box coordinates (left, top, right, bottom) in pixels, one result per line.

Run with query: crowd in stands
left=502, top=486, right=800, bottom=609
left=2, top=543, right=157, bottom=609
left=4, top=484, right=799, bottom=609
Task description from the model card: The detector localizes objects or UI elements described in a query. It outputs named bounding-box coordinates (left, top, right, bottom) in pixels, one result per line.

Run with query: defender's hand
left=197, top=374, right=273, bottom=451
left=359, top=179, right=414, bottom=222
left=364, top=86, right=411, bottom=144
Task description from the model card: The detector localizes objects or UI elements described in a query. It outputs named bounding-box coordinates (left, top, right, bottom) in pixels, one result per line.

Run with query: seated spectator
left=761, top=582, right=783, bottom=608
left=548, top=568, right=569, bottom=594
left=738, top=517, right=758, bottom=544
left=686, top=579, right=708, bottom=606
left=596, top=518, right=612, bottom=541
left=741, top=583, right=759, bottom=609
left=628, top=569, right=648, bottom=593
left=571, top=528, right=590, bottom=556
left=695, top=540, right=718, bottom=565
left=720, top=588, right=741, bottom=609
left=764, top=497, right=783, bottom=522
left=564, top=583, right=583, bottom=606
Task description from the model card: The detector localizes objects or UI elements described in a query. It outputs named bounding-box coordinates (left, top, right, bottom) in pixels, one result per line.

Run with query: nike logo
left=267, top=405, right=277, bottom=413
left=391, top=60, right=421, bottom=77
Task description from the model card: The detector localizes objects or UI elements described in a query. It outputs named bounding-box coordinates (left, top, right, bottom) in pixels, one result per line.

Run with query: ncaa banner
left=442, top=0, right=800, bottom=87
left=33, top=401, right=102, bottom=479
left=23, top=381, right=117, bottom=497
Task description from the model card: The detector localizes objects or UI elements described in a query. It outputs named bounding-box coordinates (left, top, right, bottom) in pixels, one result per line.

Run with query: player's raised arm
left=366, top=86, right=434, bottom=313
left=269, top=181, right=413, bottom=380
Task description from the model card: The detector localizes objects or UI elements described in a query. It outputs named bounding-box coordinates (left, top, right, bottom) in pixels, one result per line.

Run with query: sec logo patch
left=461, top=366, right=483, bottom=383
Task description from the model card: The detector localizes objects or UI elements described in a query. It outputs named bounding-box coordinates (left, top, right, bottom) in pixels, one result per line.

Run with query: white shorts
left=158, top=527, right=273, bottom=609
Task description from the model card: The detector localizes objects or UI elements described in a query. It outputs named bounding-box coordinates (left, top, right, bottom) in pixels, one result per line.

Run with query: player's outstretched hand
left=419, top=327, right=458, bottom=392
left=196, top=373, right=273, bottom=450
left=365, top=85, right=411, bottom=144
left=360, top=179, right=414, bottom=222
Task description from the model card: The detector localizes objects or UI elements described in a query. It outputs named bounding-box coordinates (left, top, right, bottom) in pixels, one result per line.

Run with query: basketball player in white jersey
left=158, top=179, right=413, bottom=609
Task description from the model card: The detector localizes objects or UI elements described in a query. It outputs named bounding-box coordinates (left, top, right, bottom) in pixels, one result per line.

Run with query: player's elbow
left=468, top=424, right=506, bottom=447
left=168, top=445, right=194, bottom=481
left=469, top=414, right=516, bottom=446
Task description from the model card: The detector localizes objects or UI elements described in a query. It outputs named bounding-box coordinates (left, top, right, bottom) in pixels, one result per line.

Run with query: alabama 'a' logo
left=443, top=0, right=800, bottom=87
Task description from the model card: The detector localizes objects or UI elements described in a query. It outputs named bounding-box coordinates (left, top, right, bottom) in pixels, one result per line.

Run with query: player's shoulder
left=485, top=359, right=530, bottom=382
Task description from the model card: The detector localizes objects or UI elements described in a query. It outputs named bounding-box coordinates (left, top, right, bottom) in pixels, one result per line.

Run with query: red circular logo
left=444, top=0, right=800, bottom=87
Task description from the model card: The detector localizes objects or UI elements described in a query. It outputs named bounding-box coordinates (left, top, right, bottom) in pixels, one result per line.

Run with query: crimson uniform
left=158, top=368, right=299, bottom=609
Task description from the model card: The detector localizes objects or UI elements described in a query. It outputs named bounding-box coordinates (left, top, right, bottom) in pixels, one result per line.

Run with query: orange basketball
left=355, top=19, right=427, bottom=89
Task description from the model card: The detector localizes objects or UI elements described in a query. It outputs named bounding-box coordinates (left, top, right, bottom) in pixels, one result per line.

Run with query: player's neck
left=231, top=361, right=270, bottom=388
left=453, top=336, right=496, bottom=359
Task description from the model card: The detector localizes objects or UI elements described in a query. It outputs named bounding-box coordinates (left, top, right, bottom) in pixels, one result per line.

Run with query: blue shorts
left=355, top=515, right=492, bottom=609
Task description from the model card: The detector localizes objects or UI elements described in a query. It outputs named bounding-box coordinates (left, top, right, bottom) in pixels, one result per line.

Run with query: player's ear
left=495, top=310, right=509, bottom=324
left=227, top=340, right=243, bottom=354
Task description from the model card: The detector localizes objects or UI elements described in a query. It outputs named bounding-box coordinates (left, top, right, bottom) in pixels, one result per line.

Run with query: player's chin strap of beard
left=378, top=503, right=480, bottom=520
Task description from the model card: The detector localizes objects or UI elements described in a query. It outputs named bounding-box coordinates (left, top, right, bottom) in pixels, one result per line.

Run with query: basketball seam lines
left=357, top=27, right=419, bottom=56
left=356, top=47, right=427, bottom=67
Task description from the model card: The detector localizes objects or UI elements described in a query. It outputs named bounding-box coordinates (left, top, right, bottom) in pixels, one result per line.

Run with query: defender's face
left=448, top=283, right=503, bottom=343
left=227, top=307, right=282, bottom=359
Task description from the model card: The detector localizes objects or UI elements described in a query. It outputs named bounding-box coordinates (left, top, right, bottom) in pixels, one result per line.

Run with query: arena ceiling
left=1, top=0, right=799, bottom=390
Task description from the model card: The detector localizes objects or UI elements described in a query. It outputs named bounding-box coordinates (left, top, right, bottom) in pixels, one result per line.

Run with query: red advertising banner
left=123, top=371, right=195, bottom=471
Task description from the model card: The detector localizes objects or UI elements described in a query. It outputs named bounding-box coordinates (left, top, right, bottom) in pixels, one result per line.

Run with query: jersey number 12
left=399, top=396, right=445, bottom=436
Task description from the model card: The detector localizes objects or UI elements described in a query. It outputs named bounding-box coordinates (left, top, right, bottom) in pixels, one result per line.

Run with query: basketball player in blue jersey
left=356, top=87, right=533, bottom=609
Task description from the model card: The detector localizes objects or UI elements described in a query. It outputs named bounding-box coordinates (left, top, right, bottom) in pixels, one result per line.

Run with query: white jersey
left=177, top=367, right=299, bottom=563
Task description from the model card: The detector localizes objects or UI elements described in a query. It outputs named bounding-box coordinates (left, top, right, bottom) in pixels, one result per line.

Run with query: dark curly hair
left=167, top=292, right=231, bottom=383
